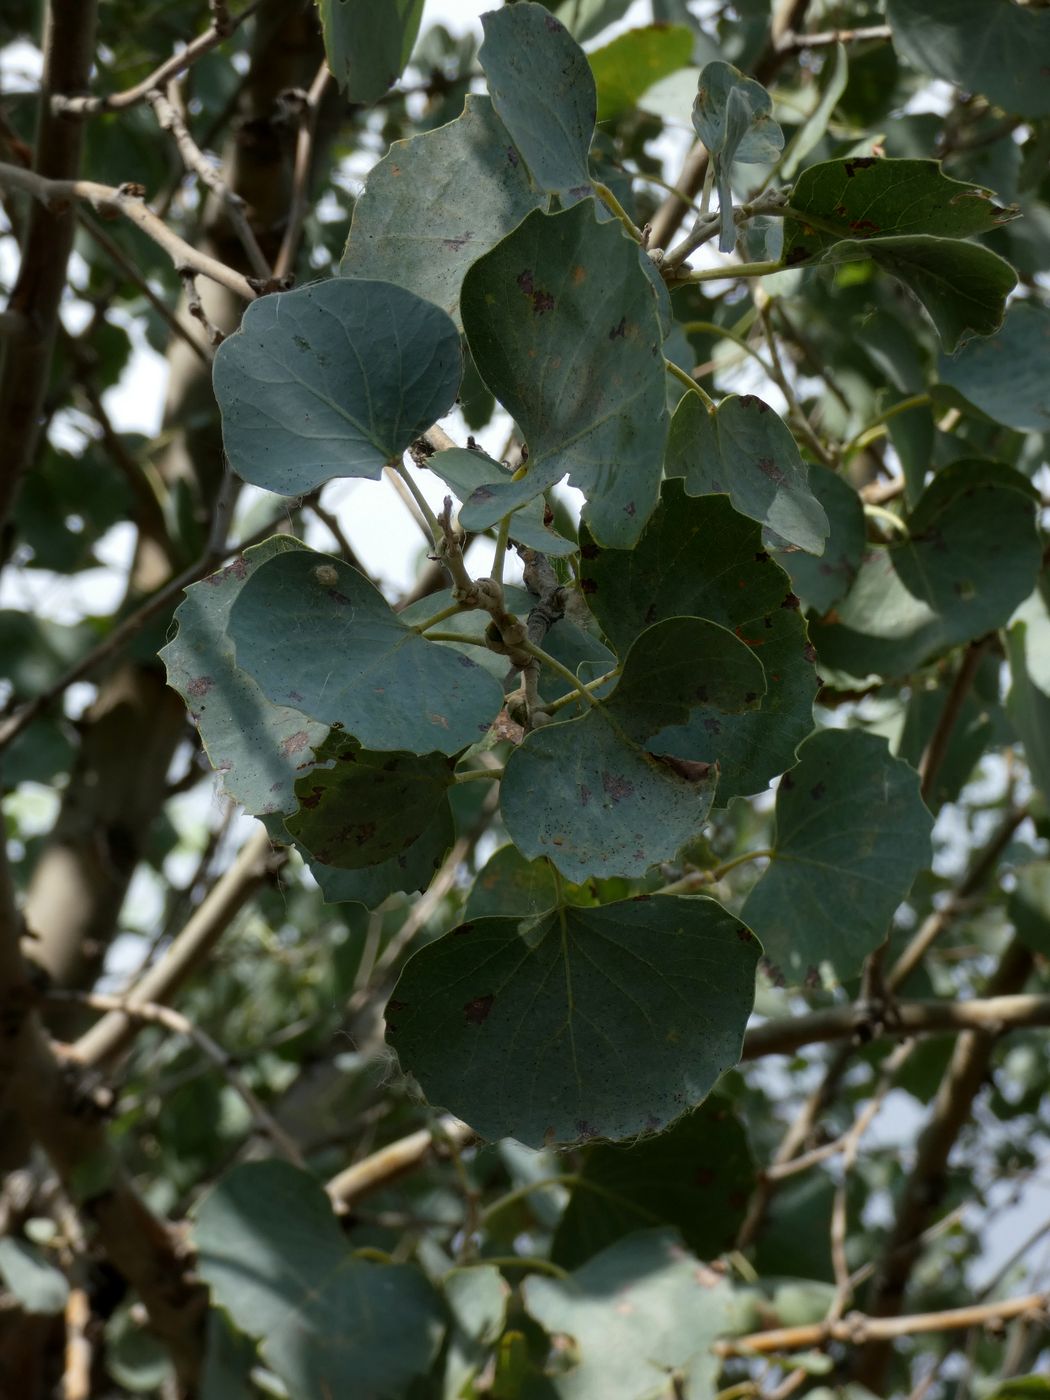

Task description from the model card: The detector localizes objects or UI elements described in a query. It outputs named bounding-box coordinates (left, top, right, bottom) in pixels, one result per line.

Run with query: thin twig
left=777, top=23, right=892, bottom=52
left=919, top=638, right=993, bottom=803
left=272, top=62, right=333, bottom=281
left=179, top=268, right=226, bottom=346
left=326, top=1116, right=473, bottom=1211
left=51, top=0, right=263, bottom=116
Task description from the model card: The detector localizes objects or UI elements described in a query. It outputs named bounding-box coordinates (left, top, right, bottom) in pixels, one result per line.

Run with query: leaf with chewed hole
left=387, top=896, right=759, bottom=1146
left=742, top=728, right=932, bottom=984
left=460, top=201, right=668, bottom=548
left=501, top=616, right=766, bottom=881
left=160, top=537, right=326, bottom=817
left=213, top=278, right=461, bottom=497
left=666, top=392, right=828, bottom=556
left=227, top=547, right=504, bottom=756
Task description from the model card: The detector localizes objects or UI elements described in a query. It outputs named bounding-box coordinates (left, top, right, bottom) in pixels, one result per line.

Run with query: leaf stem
left=411, top=600, right=470, bottom=633
left=672, top=258, right=786, bottom=285
left=461, top=1254, right=570, bottom=1279
left=843, top=393, right=932, bottom=457
left=665, top=358, right=716, bottom=409
left=592, top=180, right=643, bottom=243
left=491, top=514, right=511, bottom=586
left=679, top=319, right=777, bottom=379
left=520, top=640, right=600, bottom=707
left=659, top=847, right=775, bottom=895
left=863, top=502, right=910, bottom=539
left=391, top=460, right=442, bottom=543
left=544, top=665, right=622, bottom=713
left=423, top=630, right=490, bottom=647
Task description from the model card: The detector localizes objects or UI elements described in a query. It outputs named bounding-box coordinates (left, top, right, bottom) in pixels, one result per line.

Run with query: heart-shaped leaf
left=460, top=201, right=668, bottom=548
left=213, top=278, right=462, bottom=497
left=340, top=96, right=544, bottom=328
left=580, top=484, right=817, bottom=805
left=287, top=734, right=454, bottom=870
left=742, top=728, right=933, bottom=983
left=666, top=392, right=829, bottom=555
left=387, top=895, right=760, bottom=1146
left=501, top=616, right=766, bottom=880
left=693, top=62, right=783, bottom=251
left=552, top=1098, right=755, bottom=1269
left=522, top=1229, right=735, bottom=1397
left=160, top=537, right=327, bottom=816
left=479, top=3, right=595, bottom=200
left=227, top=547, right=504, bottom=755
left=194, top=1161, right=444, bottom=1399
left=810, top=461, right=1040, bottom=680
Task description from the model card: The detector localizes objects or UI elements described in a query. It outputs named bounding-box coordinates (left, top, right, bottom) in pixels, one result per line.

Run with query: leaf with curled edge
left=692, top=62, right=783, bottom=252
left=226, top=546, right=504, bottom=756
left=160, top=536, right=326, bottom=817
left=387, top=897, right=759, bottom=1146
left=500, top=616, right=766, bottom=881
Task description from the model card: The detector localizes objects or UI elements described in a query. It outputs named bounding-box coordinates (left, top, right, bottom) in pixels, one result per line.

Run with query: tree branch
left=326, top=1116, right=473, bottom=1212
left=272, top=61, right=333, bottom=280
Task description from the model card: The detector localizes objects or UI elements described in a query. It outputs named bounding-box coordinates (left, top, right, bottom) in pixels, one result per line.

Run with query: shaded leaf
left=693, top=61, right=783, bottom=252
left=340, top=96, right=544, bottom=328
left=465, top=844, right=561, bottom=919
left=810, top=461, right=1040, bottom=680
left=0, top=1237, right=69, bottom=1315
left=287, top=734, right=454, bottom=870
left=427, top=447, right=575, bottom=557
left=769, top=468, right=865, bottom=616
left=552, top=1098, right=755, bottom=1269
left=522, top=1229, right=735, bottom=1397
left=886, top=0, right=1050, bottom=119
left=318, top=0, right=423, bottom=104
left=443, top=1266, right=508, bottom=1400
left=479, top=3, right=595, bottom=200
left=1009, top=862, right=1050, bottom=959
left=160, top=538, right=327, bottom=817
left=460, top=202, right=668, bottom=548
left=213, top=278, right=462, bottom=497
left=580, top=484, right=817, bottom=804
left=501, top=616, right=766, bottom=881
left=939, top=299, right=1050, bottom=433
left=194, top=1161, right=444, bottom=1399
left=589, top=25, right=693, bottom=122
left=1006, top=579, right=1050, bottom=807
left=742, top=728, right=933, bottom=983
left=387, top=896, right=760, bottom=1146
left=227, top=547, right=504, bottom=755
left=666, top=391, right=828, bottom=556
left=306, top=802, right=456, bottom=909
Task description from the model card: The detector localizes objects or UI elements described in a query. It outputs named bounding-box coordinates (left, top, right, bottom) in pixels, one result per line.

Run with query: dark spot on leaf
left=739, top=395, right=769, bottom=412
left=781, top=592, right=800, bottom=610
left=443, top=232, right=474, bottom=251
left=532, top=290, right=555, bottom=315
left=452, top=922, right=475, bottom=937
left=602, top=771, right=635, bottom=803
left=754, top=550, right=769, bottom=563
left=517, top=269, right=534, bottom=294
left=764, top=616, right=774, bottom=629
left=632, top=893, right=652, bottom=902
left=781, top=772, right=795, bottom=791
left=187, top=675, right=213, bottom=697
left=545, top=14, right=563, bottom=29
left=844, top=156, right=877, bottom=176
left=457, top=654, right=477, bottom=668
left=507, top=146, right=519, bottom=167
left=803, top=642, right=817, bottom=663
left=810, top=781, right=826, bottom=800
left=624, top=501, right=636, bottom=517
left=464, top=993, right=494, bottom=1026
left=759, top=956, right=786, bottom=988
left=648, top=753, right=713, bottom=784
left=288, top=690, right=304, bottom=702
left=609, top=317, right=627, bottom=341
left=568, top=184, right=593, bottom=200
left=743, top=691, right=757, bottom=704
left=580, top=542, right=599, bottom=560
left=756, top=456, right=786, bottom=485
left=327, top=589, right=353, bottom=607
left=736, top=926, right=754, bottom=943
left=581, top=577, right=598, bottom=594
left=703, top=717, right=722, bottom=735
left=575, top=1120, right=599, bottom=1139
left=694, top=1167, right=717, bottom=1187
left=300, top=785, right=324, bottom=809
left=279, top=729, right=310, bottom=756
left=849, top=218, right=879, bottom=235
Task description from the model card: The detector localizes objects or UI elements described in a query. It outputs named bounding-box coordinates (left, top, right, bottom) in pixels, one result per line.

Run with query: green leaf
left=387, top=896, right=760, bottom=1146
left=769, top=468, right=865, bottom=616
left=443, top=1266, right=508, bottom=1400
left=286, top=734, right=454, bottom=870
left=1008, top=862, right=1050, bottom=959
left=227, top=547, right=504, bottom=755
left=427, top=447, right=575, bottom=557
left=339, top=96, right=544, bottom=329
left=780, top=43, right=848, bottom=181
left=0, top=1237, right=69, bottom=1315
left=984, top=1381, right=1050, bottom=1400
left=580, top=484, right=817, bottom=805
left=786, top=158, right=1014, bottom=254
left=693, top=61, right=783, bottom=252
left=160, top=538, right=328, bottom=817
left=555, top=0, right=637, bottom=44
left=552, top=1098, right=755, bottom=1269
left=816, top=234, right=1017, bottom=351
left=318, top=0, right=424, bottom=104
left=501, top=616, right=766, bottom=881
left=460, top=202, right=668, bottom=548
left=213, top=278, right=462, bottom=497
left=666, top=392, right=828, bottom=556
left=194, top=1161, right=444, bottom=1399
left=479, top=3, right=595, bottom=200
left=588, top=25, right=693, bottom=123
left=1006, top=579, right=1050, bottom=807
left=810, top=461, right=1041, bottom=680
left=306, top=801, right=456, bottom=908
left=741, top=728, right=933, bottom=983
left=886, top=0, right=1050, bottom=119
left=939, top=300, right=1050, bottom=432
left=465, top=844, right=560, bottom=919
left=522, top=1229, right=735, bottom=1397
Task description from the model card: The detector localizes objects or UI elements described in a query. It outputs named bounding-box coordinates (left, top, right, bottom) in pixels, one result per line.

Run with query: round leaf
left=939, top=300, right=1050, bottom=433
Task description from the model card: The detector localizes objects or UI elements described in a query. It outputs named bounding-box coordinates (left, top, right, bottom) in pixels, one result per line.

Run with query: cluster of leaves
left=5, top=0, right=1050, bottom=1396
